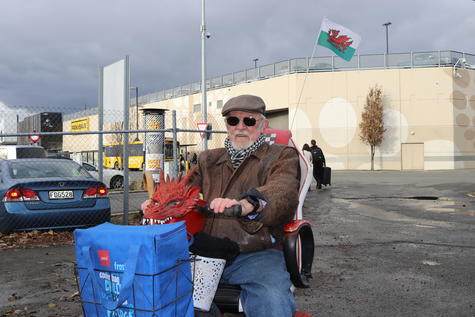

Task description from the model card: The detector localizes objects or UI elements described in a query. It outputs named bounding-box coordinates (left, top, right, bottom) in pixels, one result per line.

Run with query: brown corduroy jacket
left=189, top=142, right=300, bottom=253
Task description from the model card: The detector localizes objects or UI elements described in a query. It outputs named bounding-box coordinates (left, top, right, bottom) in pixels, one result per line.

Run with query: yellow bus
left=104, top=139, right=179, bottom=170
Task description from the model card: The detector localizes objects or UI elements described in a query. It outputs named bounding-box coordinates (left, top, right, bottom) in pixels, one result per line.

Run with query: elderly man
left=189, top=94, right=300, bottom=317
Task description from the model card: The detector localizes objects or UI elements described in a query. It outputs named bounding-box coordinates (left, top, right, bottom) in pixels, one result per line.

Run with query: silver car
left=80, top=162, right=124, bottom=189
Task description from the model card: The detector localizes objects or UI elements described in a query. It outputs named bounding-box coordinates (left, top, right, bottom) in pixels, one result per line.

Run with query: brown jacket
left=189, top=142, right=300, bottom=253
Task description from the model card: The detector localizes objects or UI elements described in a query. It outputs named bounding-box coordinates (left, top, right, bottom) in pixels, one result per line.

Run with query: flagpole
left=290, top=17, right=360, bottom=132
left=290, top=38, right=319, bottom=131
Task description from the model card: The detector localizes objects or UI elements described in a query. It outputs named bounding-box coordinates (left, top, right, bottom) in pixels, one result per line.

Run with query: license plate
left=49, top=190, right=74, bottom=200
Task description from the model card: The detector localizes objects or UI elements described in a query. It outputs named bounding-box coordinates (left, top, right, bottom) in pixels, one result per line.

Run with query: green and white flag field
left=317, top=17, right=361, bottom=61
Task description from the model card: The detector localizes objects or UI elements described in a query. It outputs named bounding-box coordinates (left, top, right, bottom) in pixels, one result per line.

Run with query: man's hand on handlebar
left=209, top=198, right=255, bottom=216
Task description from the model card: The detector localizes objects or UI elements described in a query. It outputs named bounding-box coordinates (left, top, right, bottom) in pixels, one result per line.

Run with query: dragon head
left=141, top=167, right=205, bottom=234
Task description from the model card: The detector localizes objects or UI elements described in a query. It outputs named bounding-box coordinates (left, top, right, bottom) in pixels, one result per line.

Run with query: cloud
left=0, top=0, right=474, bottom=113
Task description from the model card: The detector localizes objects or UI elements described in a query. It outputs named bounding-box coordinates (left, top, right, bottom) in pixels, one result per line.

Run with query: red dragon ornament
left=141, top=167, right=206, bottom=235
left=327, top=29, right=353, bottom=53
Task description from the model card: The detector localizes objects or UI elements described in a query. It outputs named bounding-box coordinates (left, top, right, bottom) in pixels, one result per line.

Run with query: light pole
left=382, top=22, right=392, bottom=54
left=201, top=0, right=208, bottom=151
left=253, top=58, right=259, bottom=68
left=129, top=86, right=139, bottom=141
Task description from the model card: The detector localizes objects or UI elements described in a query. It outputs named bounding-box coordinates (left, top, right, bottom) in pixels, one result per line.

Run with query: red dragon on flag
left=317, top=17, right=361, bottom=61
left=327, top=29, right=353, bottom=53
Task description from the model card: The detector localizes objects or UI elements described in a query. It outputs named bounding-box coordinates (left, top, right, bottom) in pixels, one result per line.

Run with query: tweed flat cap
left=221, top=95, right=266, bottom=116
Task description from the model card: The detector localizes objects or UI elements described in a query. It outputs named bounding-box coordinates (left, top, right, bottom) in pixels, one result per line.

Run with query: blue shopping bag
left=74, top=222, right=194, bottom=317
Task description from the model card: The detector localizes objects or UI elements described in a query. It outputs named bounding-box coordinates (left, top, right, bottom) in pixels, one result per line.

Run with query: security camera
left=205, top=32, right=211, bottom=39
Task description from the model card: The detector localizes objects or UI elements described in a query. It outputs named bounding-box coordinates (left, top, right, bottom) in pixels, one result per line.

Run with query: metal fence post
left=122, top=55, right=130, bottom=225
left=171, top=110, right=178, bottom=179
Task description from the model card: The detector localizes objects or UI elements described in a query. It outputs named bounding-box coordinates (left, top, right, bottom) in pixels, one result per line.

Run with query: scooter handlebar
left=197, top=204, right=243, bottom=217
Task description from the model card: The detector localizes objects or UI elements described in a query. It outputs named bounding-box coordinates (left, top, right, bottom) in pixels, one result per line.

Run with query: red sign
left=197, top=123, right=208, bottom=139
left=97, top=250, right=111, bottom=267
left=29, top=135, right=41, bottom=143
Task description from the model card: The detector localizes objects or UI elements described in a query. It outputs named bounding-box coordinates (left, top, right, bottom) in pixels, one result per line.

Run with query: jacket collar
left=215, top=141, right=270, bottom=166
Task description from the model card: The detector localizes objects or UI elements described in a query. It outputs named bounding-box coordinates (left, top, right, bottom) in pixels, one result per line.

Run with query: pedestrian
left=310, top=139, right=326, bottom=189
left=190, top=153, right=197, bottom=166
left=178, top=154, right=186, bottom=172
left=189, top=94, right=303, bottom=316
left=302, top=143, right=313, bottom=191
left=302, top=143, right=313, bottom=167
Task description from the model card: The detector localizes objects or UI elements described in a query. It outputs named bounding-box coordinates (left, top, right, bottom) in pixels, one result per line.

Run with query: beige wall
left=63, top=115, right=99, bottom=153
left=66, top=66, right=475, bottom=170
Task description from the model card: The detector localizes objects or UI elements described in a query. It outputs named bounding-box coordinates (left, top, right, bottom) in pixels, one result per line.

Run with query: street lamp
left=201, top=0, right=209, bottom=151
left=253, top=58, right=259, bottom=68
left=382, top=22, right=392, bottom=54
left=129, top=86, right=139, bottom=141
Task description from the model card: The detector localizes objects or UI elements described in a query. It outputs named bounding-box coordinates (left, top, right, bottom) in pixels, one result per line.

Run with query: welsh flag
left=317, top=17, right=361, bottom=61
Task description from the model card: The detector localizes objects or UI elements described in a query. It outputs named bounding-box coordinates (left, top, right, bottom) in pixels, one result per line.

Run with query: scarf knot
left=225, top=135, right=266, bottom=169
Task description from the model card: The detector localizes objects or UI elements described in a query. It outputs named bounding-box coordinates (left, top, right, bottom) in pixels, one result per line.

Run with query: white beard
left=231, top=140, right=252, bottom=151
left=230, top=131, right=253, bottom=150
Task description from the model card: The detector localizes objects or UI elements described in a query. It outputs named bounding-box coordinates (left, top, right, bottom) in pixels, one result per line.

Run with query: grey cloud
left=0, top=0, right=474, bottom=112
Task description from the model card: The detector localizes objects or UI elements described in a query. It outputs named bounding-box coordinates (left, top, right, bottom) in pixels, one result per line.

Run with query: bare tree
left=359, top=85, right=386, bottom=171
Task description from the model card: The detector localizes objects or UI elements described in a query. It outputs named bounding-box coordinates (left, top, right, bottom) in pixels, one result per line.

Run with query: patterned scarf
left=225, top=134, right=266, bottom=169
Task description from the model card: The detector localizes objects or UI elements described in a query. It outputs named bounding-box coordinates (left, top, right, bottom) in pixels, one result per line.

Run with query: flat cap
left=221, top=95, right=266, bottom=116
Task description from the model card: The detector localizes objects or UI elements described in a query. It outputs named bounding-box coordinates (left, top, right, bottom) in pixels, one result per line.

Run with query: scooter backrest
left=263, top=129, right=312, bottom=220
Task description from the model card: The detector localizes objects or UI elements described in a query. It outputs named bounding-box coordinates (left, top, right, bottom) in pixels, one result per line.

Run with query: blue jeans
left=220, top=248, right=296, bottom=317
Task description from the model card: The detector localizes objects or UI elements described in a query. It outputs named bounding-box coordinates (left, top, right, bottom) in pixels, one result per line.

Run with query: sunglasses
left=226, top=116, right=259, bottom=127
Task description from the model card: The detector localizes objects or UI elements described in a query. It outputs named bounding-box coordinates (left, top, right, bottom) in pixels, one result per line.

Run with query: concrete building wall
left=64, top=66, right=475, bottom=170
left=63, top=115, right=99, bottom=153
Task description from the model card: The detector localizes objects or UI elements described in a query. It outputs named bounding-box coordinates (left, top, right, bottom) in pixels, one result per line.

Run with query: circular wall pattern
left=454, top=69, right=471, bottom=89
left=464, top=129, right=475, bottom=140
left=452, top=90, right=467, bottom=110
left=456, top=114, right=470, bottom=126
left=424, top=139, right=457, bottom=170
left=290, top=108, right=312, bottom=143
left=357, top=162, right=381, bottom=170
left=470, top=96, right=475, bottom=111
left=319, top=97, right=357, bottom=148
left=376, top=109, right=409, bottom=156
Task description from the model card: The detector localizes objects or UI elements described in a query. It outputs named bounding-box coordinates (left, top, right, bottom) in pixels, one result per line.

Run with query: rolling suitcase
left=322, top=166, right=331, bottom=186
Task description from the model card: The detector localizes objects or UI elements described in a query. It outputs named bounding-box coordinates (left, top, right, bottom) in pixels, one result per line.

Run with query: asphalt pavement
left=295, top=169, right=475, bottom=317
left=1, top=169, right=475, bottom=317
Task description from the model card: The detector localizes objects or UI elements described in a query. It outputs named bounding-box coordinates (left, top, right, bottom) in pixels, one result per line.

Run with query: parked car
left=80, top=162, right=124, bottom=189
left=0, top=145, right=46, bottom=160
left=0, top=158, right=111, bottom=234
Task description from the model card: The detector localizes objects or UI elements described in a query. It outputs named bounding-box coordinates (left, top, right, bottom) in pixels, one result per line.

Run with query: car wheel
left=114, top=162, right=119, bottom=170
left=111, top=176, right=124, bottom=189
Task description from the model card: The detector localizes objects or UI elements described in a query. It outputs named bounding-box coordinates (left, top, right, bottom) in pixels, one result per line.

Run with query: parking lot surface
left=1, top=169, right=475, bottom=316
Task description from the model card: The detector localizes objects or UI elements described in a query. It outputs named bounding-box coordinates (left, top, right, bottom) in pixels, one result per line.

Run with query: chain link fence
left=0, top=106, right=229, bottom=234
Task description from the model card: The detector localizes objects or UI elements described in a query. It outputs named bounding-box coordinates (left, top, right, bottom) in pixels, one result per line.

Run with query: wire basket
left=74, top=258, right=194, bottom=316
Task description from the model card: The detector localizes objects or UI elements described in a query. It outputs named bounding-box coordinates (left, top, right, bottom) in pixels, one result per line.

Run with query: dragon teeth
left=143, top=217, right=172, bottom=225
left=141, top=218, right=150, bottom=225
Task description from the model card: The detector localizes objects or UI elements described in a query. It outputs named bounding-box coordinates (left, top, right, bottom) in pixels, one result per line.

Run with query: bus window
left=129, top=143, right=143, bottom=156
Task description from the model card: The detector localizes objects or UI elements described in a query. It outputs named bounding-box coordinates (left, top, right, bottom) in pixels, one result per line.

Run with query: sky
left=1, top=0, right=474, bottom=115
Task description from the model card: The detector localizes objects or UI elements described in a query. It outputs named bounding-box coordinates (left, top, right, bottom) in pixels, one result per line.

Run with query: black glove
left=190, top=232, right=240, bottom=263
